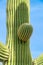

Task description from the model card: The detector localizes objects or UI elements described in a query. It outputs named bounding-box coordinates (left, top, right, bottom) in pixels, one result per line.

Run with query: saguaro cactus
left=0, top=0, right=33, bottom=65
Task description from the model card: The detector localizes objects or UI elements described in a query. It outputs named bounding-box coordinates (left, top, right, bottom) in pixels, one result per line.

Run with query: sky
left=30, top=0, right=43, bottom=59
left=0, top=0, right=43, bottom=65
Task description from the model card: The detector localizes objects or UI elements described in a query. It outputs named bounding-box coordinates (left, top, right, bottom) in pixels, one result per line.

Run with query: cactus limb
left=17, top=23, right=33, bottom=42
left=0, top=42, right=9, bottom=61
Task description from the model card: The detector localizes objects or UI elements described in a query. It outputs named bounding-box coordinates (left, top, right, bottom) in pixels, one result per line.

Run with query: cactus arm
left=34, top=54, right=43, bottom=65
left=17, top=23, right=33, bottom=42
left=0, top=42, right=9, bottom=61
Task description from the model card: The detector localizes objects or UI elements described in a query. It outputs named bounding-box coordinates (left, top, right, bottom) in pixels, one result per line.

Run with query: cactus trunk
left=0, top=0, right=32, bottom=65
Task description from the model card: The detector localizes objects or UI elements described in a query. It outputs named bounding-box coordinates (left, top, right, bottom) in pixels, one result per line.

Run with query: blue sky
left=30, top=0, right=43, bottom=58
left=0, top=0, right=43, bottom=64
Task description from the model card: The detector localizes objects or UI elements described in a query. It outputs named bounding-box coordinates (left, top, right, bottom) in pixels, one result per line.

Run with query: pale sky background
left=0, top=0, right=43, bottom=65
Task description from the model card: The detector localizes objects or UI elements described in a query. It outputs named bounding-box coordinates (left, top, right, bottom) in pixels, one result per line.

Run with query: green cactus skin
left=3, top=0, right=32, bottom=65
left=0, top=0, right=33, bottom=65
left=33, top=54, right=43, bottom=65
left=0, top=42, right=9, bottom=61
left=17, top=23, right=33, bottom=42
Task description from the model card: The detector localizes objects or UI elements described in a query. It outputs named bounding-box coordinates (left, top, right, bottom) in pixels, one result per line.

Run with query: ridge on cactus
left=0, top=0, right=33, bottom=65
left=0, top=42, right=9, bottom=61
